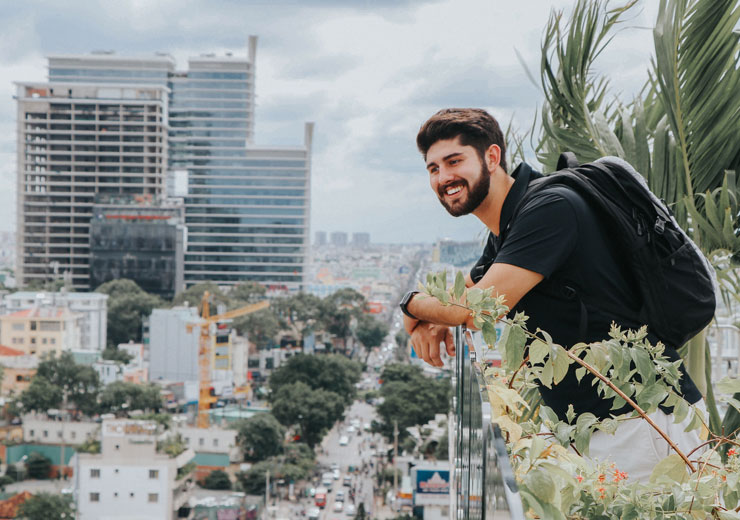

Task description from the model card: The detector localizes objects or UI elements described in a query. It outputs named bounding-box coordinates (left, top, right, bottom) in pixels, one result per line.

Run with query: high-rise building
left=352, top=232, right=370, bottom=247
left=89, top=194, right=185, bottom=299
left=315, top=231, right=327, bottom=246
left=330, top=231, right=348, bottom=247
left=16, top=38, right=312, bottom=293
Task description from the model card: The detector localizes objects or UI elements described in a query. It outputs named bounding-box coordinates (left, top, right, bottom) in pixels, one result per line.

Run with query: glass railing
left=452, top=326, right=525, bottom=520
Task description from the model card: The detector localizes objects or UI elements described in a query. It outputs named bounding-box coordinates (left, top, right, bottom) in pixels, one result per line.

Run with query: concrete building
left=0, top=345, right=37, bottom=397
left=147, top=307, right=200, bottom=383
left=330, top=231, right=348, bottom=247
left=23, top=414, right=99, bottom=445
left=0, top=307, right=82, bottom=355
left=4, top=291, right=108, bottom=352
left=89, top=195, right=185, bottom=299
left=74, top=419, right=195, bottom=520
left=315, top=231, right=327, bottom=246
left=15, top=74, right=169, bottom=290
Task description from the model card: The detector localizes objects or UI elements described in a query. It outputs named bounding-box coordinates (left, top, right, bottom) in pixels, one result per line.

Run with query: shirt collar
left=497, top=162, right=541, bottom=237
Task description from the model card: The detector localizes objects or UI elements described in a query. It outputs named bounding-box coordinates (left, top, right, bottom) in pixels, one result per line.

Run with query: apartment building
left=75, top=419, right=195, bottom=520
left=0, top=307, right=82, bottom=355
left=3, top=291, right=107, bottom=352
left=16, top=38, right=312, bottom=293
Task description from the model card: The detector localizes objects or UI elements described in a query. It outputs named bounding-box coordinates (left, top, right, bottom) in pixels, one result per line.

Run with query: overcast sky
left=0, top=0, right=661, bottom=244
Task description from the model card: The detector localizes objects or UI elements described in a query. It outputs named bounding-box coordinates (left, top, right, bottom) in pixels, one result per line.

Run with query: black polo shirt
left=471, top=162, right=701, bottom=421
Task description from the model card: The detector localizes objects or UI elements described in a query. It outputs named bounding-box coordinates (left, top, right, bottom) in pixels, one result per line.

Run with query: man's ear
left=485, top=144, right=501, bottom=173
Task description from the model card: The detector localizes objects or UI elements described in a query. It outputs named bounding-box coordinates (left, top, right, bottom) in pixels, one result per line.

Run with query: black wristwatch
left=399, top=291, right=420, bottom=320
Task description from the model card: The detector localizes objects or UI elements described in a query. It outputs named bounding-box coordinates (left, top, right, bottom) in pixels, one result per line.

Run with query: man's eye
left=449, top=159, right=460, bottom=165
left=429, top=167, right=438, bottom=174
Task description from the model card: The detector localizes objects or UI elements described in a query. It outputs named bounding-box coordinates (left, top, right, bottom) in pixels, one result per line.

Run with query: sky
left=0, top=0, right=661, bottom=244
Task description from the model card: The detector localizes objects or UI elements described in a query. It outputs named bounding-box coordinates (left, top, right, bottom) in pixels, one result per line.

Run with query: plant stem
left=566, top=351, right=696, bottom=472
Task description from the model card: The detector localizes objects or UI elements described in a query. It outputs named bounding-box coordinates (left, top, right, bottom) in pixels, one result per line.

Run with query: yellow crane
left=187, top=291, right=269, bottom=428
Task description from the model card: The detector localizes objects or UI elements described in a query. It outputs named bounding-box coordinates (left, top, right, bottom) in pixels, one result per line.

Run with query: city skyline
left=1, top=0, right=660, bottom=244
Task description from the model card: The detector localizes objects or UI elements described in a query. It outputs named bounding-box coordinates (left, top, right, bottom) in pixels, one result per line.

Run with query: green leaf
left=717, top=511, right=740, bottom=520
left=540, top=360, right=554, bottom=389
left=629, top=348, right=656, bottom=381
left=466, top=287, right=483, bottom=305
left=649, top=453, right=689, bottom=484
left=575, top=367, right=587, bottom=382
left=673, top=398, right=690, bottom=424
left=566, top=404, right=576, bottom=424
left=481, top=321, right=498, bottom=347
left=430, top=287, right=449, bottom=305
left=551, top=344, right=570, bottom=385
left=529, top=339, right=549, bottom=365
left=524, top=469, right=556, bottom=503
left=453, top=271, right=465, bottom=301
left=716, top=377, right=740, bottom=395
left=501, top=325, right=527, bottom=370
left=636, top=384, right=668, bottom=412
left=597, top=418, right=618, bottom=435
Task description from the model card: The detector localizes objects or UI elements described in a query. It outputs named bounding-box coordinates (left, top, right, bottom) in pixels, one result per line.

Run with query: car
left=333, top=500, right=344, bottom=512
left=345, top=503, right=356, bottom=516
left=307, top=507, right=321, bottom=519
left=339, top=435, right=349, bottom=446
left=343, top=475, right=352, bottom=487
left=331, top=462, right=340, bottom=471
left=333, top=468, right=341, bottom=480
left=309, top=487, right=316, bottom=497
left=347, top=425, right=356, bottom=434
left=336, top=489, right=345, bottom=502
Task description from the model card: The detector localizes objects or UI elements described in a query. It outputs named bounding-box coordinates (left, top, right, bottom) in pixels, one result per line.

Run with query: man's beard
left=438, top=164, right=490, bottom=217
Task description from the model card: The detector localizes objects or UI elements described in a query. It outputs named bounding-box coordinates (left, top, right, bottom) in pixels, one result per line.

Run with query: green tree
left=101, top=347, right=133, bottom=364
left=202, top=469, right=232, bottom=490
left=35, top=352, right=100, bottom=416
left=235, top=460, right=272, bottom=494
left=356, top=314, right=389, bottom=349
left=96, top=279, right=164, bottom=347
left=19, top=377, right=62, bottom=414
left=534, top=0, right=740, bottom=438
left=270, top=381, right=345, bottom=448
left=376, top=363, right=449, bottom=441
left=235, top=412, right=285, bottom=462
left=16, top=492, right=74, bottom=520
left=26, top=452, right=52, bottom=480
left=321, top=288, right=367, bottom=339
left=268, top=354, right=361, bottom=406
left=99, top=381, right=163, bottom=414
left=171, top=282, right=229, bottom=310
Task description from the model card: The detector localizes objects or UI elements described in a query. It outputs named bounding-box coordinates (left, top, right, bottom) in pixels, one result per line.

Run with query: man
left=400, top=108, right=704, bottom=480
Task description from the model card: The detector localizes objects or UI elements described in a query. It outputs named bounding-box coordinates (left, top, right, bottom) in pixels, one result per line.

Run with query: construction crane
left=187, top=291, right=269, bottom=428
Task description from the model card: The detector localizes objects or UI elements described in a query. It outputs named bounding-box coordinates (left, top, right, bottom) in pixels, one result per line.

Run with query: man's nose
left=438, top=165, right=455, bottom=185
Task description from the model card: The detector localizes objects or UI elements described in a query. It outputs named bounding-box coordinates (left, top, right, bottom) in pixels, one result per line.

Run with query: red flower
left=728, top=448, right=737, bottom=456
left=597, top=473, right=606, bottom=483
left=575, top=475, right=583, bottom=483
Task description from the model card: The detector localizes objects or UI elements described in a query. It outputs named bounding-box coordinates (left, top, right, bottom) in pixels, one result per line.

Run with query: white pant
left=588, top=401, right=707, bottom=482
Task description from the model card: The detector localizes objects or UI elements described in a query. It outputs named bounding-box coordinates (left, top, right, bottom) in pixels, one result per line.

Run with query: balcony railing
left=451, top=326, right=525, bottom=520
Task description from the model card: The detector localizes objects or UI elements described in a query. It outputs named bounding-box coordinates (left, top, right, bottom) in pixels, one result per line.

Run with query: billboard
left=413, top=468, right=450, bottom=506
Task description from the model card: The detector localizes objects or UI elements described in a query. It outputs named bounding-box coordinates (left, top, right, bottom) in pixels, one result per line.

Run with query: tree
left=235, top=412, right=285, bottom=462
left=171, top=282, right=229, bottom=310
left=101, top=347, right=133, bottom=365
left=16, top=492, right=74, bottom=520
left=99, top=382, right=163, bottom=414
left=270, top=381, right=345, bottom=448
left=26, top=452, right=52, bottom=480
left=268, top=354, right=361, bottom=406
left=96, top=279, right=163, bottom=347
left=321, top=288, right=367, bottom=339
left=19, top=377, right=62, bottom=414
left=356, top=314, right=389, bottom=350
left=202, top=469, right=232, bottom=490
left=35, top=352, right=100, bottom=416
left=231, top=309, right=282, bottom=350
left=375, top=363, right=449, bottom=441
left=235, top=460, right=272, bottom=494
left=535, top=0, right=740, bottom=438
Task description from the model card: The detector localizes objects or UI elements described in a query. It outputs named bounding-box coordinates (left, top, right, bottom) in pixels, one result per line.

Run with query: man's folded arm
left=407, top=262, right=544, bottom=329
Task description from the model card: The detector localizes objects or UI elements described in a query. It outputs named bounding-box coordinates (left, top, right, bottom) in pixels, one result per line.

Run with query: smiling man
left=399, top=108, right=704, bottom=481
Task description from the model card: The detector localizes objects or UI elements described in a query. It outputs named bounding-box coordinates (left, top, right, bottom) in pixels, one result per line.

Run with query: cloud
left=0, top=0, right=659, bottom=245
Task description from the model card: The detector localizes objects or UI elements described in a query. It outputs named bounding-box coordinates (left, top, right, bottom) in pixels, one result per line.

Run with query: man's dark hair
left=416, top=108, right=508, bottom=173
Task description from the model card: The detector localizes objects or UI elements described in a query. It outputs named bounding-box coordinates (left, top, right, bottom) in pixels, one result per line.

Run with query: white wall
left=23, top=416, right=98, bottom=444
left=148, top=307, right=200, bottom=383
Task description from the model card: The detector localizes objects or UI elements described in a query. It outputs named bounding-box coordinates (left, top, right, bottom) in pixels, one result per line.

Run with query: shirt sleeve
left=494, top=189, right=579, bottom=278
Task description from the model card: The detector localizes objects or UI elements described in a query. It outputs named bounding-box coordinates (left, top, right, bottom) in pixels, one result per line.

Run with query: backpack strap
left=557, top=152, right=579, bottom=170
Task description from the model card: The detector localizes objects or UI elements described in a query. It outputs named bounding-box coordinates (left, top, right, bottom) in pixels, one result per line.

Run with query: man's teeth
left=446, top=186, right=462, bottom=195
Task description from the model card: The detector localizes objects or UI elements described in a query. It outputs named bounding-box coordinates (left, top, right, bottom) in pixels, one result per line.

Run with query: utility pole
left=265, top=469, right=270, bottom=516
left=393, top=420, right=398, bottom=508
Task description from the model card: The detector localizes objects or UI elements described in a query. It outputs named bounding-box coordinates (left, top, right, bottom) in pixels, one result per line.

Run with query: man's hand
left=410, top=322, right=455, bottom=367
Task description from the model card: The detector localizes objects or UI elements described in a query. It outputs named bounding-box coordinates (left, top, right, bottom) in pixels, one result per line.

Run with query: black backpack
left=514, top=152, right=717, bottom=349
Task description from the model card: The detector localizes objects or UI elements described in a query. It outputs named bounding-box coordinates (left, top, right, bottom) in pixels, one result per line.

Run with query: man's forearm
left=407, top=293, right=473, bottom=328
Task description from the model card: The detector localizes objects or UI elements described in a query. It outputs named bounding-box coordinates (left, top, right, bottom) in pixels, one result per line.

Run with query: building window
left=213, top=438, right=218, bottom=447
left=30, top=337, right=36, bottom=344
left=43, top=430, right=48, bottom=438
left=16, top=375, right=23, bottom=382
left=149, top=469, right=158, bottom=479
left=29, top=429, right=34, bottom=437
left=71, top=431, right=76, bottom=439
left=50, top=338, right=56, bottom=344
left=148, top=493, right=158, bottom=503
left=57, top=431, right=63, bottom=438
left=130, top=492, right=135, bottom=498
left=90, top=492, right=100, bottom=502
left=90, top=469, right=100, bottom=478
left=42, top=338, right=47, bottom=344
left=30, top=321, right=37, bottom=331
left=199, top=438, right=204, bottom=447
left=114, top=492, right=118, bottom=497
left=184, top=437, right=189, bottom=444
left=115, top=444, right=120, bottom=450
